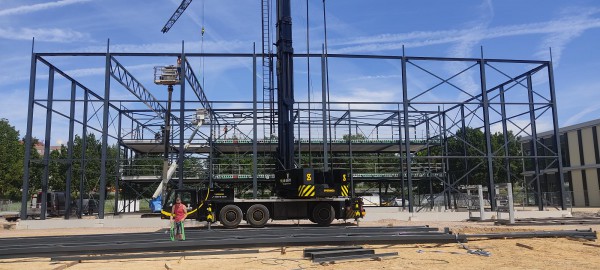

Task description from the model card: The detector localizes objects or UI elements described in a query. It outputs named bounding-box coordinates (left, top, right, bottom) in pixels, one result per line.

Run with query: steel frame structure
left=20, top=40, right=566, bottom=219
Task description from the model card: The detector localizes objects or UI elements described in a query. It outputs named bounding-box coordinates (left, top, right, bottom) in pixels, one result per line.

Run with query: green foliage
left=0, top=119, right=25, bottom=199
left=437, top=127, right=523, bottom=191
left=46, top=133, right=120, bottom=197
left=0, top=119, right=42, bottom=200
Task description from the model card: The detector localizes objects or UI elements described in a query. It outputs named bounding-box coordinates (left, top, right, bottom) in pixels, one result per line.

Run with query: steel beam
left=184, top=59, right=211, bottom=111
left=109, top=57, right=178, bottom=123
left=376, top=112, right=399, bottom=127
left=334, top=111, right=349, bottom=126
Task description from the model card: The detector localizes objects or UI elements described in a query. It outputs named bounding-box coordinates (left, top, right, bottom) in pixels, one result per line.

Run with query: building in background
left=522, top=119, right=600, bottom=207
left=32, top=141, right=62, bottom=156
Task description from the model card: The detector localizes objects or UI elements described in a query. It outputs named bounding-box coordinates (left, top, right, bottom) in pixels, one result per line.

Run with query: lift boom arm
left=152, top=110, right=206, bottom=199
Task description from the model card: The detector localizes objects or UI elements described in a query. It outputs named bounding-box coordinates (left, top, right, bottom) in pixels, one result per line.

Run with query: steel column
left=65, top=82, right=76, bottom=219
left=40, top=67, right=55, bottom=220
left=252, top=45, right=258, bottom=198
left=209, top=102, right=214, bottom=188
left=461, top=105, right=469, bottom=185
left=397, top=107, right=406, bottom=209
left=79, top=92, right=88, bottom=218
left=321, top=46, right=329, bottom=171
left=442, top=112, right=451, bottom=209
left=527, top=75, right=543, bottom=210
left=348, top=107, right=354, bottom=197
left=161, top=85, right=174, bottom=201
left=426, top=119, right=433, bottom=209
left=479, top=51, right=496, bottom=211
left=548, top=61, right=567, bottom=210
left=20, top=39, right=36, bottom=219
left=114, top=111, right=122, bottom=214
left=99, top=41, right=111, bottom=219
left=499, top=85, right=511, bottom=184
left=401, top=47, right=414, bottom=212
left=178, top=42, right=186, bottom=188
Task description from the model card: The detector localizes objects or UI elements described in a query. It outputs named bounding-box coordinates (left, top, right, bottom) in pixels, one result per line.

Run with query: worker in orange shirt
left=176, top=56, right=182, bottom=79
left=170, top=196, right=187, bottom=240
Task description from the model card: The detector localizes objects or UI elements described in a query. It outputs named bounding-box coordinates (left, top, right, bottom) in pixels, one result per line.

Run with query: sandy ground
left=1, top=218, right=600, bottom=270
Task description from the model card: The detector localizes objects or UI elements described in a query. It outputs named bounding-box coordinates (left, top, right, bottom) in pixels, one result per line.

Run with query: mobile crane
left=156, top=0, right=364, bottom=228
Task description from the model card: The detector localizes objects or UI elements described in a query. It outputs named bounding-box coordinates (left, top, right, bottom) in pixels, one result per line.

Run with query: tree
left=0, top=119, right=41, bottom=200
left=443, top=128, right=523, bottom=188
left=46, top=133, right=120, bottom=198
left=0, top=119, right=24, bottom=199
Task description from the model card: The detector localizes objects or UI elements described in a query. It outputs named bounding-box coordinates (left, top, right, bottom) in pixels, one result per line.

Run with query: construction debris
left=304, top=246, right=397, bottom=263
left=464, top=229, right=596, bottom=241
left=495, top=217, right=600, bottom=226
left=515, top=243, right=535, bottom=250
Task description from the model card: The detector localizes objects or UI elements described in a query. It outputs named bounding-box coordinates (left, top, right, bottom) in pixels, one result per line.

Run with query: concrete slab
left=12, top=208, right=574, bottom=229
left=16, top=217, right=171, bottom=230
left=361, top=207, right=572, bottom=222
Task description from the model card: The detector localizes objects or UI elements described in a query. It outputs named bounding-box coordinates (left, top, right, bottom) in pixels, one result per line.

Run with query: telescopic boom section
left=161, top=0, right=194, bottom=33
left=276, top=0, right=295, bottom=170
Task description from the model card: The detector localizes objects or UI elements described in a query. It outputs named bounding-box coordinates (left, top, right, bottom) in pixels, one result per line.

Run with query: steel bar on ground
left=0, top=226, right=464, bottom=259
left=464, top=229, right=596, bottom=240
left=312, top=252, right=398, bottom=263
left=51, top=249, right=260, bottom=262
left=309, top=249, right=374, bottom=259
left=496, top=217, right=600, bottom=226
left=303, top=246, right=363, bottom=257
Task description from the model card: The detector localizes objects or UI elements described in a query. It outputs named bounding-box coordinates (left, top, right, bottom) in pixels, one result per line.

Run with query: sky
left=1, top=0, right=600, bottom=144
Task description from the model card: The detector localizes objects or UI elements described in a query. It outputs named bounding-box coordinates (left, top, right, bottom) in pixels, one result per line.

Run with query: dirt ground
left=1, top=218, right=599, bottom=270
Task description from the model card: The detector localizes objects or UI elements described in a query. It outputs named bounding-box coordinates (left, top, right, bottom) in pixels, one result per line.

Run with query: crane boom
left=161, top=0, right=194, bottom=33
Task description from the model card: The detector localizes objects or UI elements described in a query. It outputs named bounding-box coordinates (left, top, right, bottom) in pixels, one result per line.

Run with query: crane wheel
left=246, top=204, right=270, bottom=228
left=312, top=203, right=334, bottom=226
left=219, top=204, right=243, bottom=229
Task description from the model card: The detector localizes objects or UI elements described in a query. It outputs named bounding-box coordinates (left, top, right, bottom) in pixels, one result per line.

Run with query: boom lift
left=156, top=0, right=364, bottom=228
left=151, top=66, right=207, bottom=204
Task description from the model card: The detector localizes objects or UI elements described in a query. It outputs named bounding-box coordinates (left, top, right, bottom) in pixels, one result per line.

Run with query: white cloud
left=0, top=0, right=91, bottom=17
left=345, top=74, right=402, bottom=81
left=329, top=88, right=397, bottom=110
left=564, top=103, right=600, bottom=126
left=331, top=12, right=600, bottom=61
left=79, top=39, right=250, bottom=53
left=534, top=8, right=600, bottom=67
left=65, top=63, right=160, bottom=78
left=0, top=27, right=89, bottom=42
